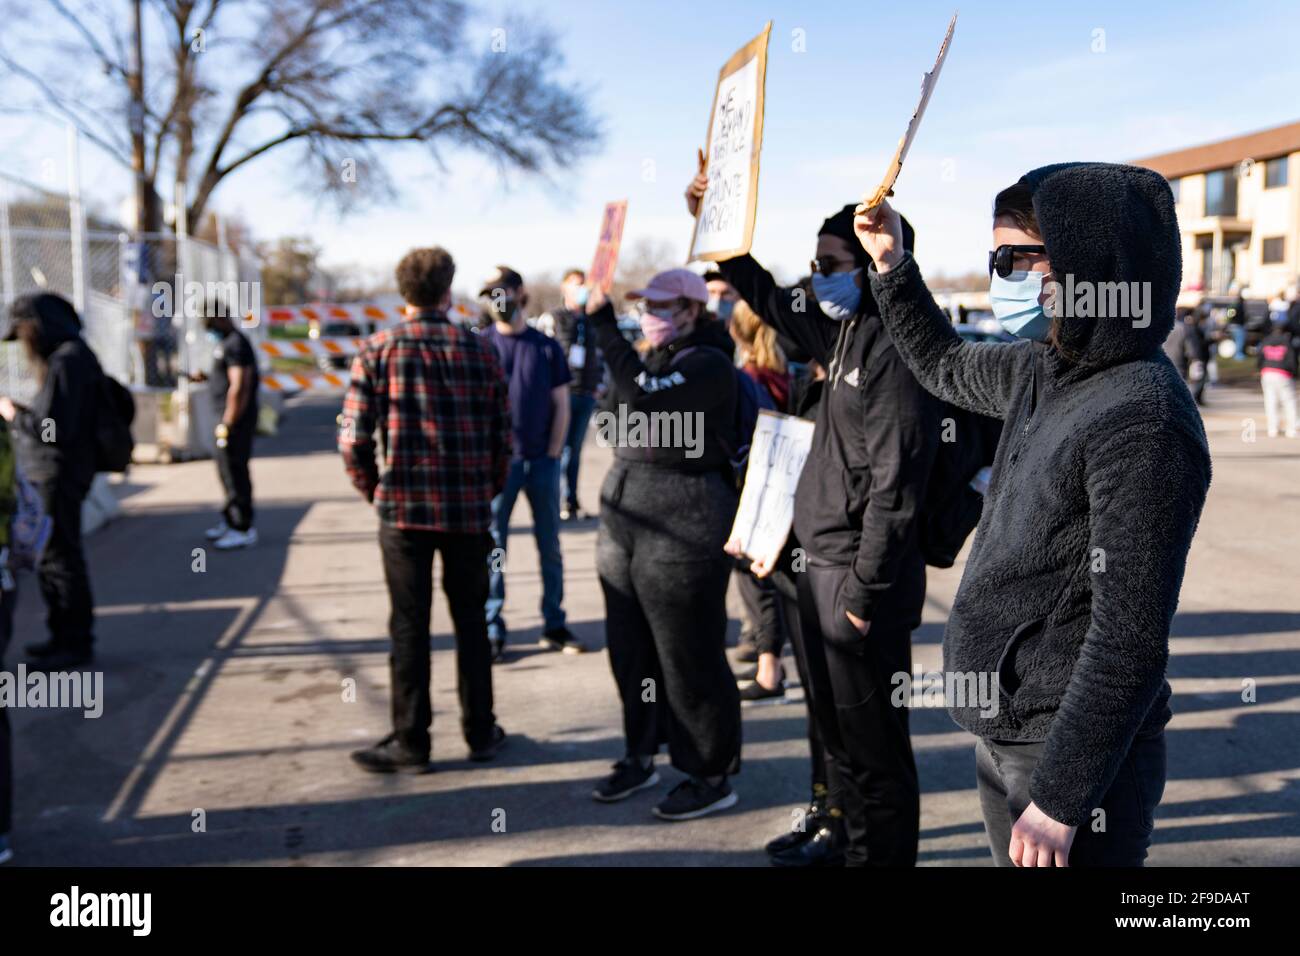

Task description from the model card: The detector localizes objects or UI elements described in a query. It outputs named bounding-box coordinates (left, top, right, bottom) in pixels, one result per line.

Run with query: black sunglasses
left=810, top=256, right=858, bottom=277
left=988, top=244, right=1047, bottom=278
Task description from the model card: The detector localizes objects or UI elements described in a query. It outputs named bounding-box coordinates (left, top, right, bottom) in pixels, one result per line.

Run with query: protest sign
left=588, top=200, right=628, bottom=293
left=858, top=13, right=957, bottom=212
left=726, top=410, right=815, bottom=571
left=688, top=22, right=771, bottom=262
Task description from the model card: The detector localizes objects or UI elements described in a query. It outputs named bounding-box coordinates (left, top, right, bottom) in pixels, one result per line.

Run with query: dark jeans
left=215, top=418, right=255, bottom=531
left=800, top=563, right=918, bottom=866
left=561, top=392, right=597, bottom=508
left=976, top=732, right=1166, bottom=867
left=736, top=568, right=786, bottom=657
left=37, top=481, right=94, bottom=653
left=486, top=457, right=565, bottom=639
left=597, top=463, right=741, bottom=778
left=0, top=582, right=15, bottom=835
left=378, top=524, right=497, bottom=757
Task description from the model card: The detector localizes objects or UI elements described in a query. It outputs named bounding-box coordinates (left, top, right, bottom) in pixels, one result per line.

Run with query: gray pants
left=976, top=731, right=1165, bottom=867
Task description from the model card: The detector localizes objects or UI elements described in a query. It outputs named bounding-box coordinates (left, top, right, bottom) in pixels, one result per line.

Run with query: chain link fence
left=0, top=169, right=261, bottom=403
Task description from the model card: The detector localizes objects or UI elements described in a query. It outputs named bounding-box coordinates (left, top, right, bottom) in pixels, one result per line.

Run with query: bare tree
left=0, top=0, right=603, bottom=234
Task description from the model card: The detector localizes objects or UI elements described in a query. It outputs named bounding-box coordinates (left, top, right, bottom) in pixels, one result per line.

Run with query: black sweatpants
left=378, top=524, right=497, bottom=757
left=976, top=732, right=1166, bottom=867
left=37, top=481, right=94, bottom=653
left=800, top=562, right=918, bottom=866
left=0, top=582, right=15, bottom=836
left=773, top=561, right=829, bottom=800
left=736, top=569, right=786, bottom=657
left=216, top=418, right=255, bottom=531
left=597, top=462, right=741, bottom=778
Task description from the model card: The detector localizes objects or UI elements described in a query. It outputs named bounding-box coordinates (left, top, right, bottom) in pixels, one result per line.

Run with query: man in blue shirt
left=480, top=267, right=584, bottom=661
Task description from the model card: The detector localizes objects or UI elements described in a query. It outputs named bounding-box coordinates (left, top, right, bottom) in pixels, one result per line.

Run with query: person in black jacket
left=547, top=269, right=603, bottom=520
left=855, top=162, right=1212, bottom=866
left=0, top=293, right=101, bottom=671
left=585, top=269, right=742, bottom=821
left=687, top=170, right=940, bottom=867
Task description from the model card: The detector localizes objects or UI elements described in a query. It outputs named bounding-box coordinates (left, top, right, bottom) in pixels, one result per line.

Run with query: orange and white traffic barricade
left=257, top=337, right=364, bottom=360
left=260, top=370, right=352, bottom=394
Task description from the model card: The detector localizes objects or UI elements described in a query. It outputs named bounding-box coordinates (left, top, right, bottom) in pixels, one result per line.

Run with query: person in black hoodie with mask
left=0, top=293, right=102, bottom=671
left=686, top=172, right=940, bottom=866
left=855, top=162, right=1212, bottom=866
left=584, top=270, right=743, bottom=821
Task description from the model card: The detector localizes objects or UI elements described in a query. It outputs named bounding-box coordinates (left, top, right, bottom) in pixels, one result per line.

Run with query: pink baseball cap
left=625, top=268, right=709, bottom=304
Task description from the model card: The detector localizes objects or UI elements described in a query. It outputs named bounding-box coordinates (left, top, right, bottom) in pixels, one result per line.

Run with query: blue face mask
left=710, top=297, right=735, bottom=322
left=991, top=270, right=1052, bottom=341
left=572, top=286, right=590, bottom=308
left=812, top=269, right=862, bottom=321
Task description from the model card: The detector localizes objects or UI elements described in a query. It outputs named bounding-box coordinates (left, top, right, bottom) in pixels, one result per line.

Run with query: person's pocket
left=822, top=571, right=869, bottom=651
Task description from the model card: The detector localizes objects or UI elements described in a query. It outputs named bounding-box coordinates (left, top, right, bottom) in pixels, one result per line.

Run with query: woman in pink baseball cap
left=580, top=272, right=744, bottom=822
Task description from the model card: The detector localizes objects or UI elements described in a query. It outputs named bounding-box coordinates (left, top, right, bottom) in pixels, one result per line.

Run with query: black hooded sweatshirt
left=11, top=295, right=103, bottom=496
left=588, top=301, right=738, bottom=474
left=718, top=216, right=940, bottom=629
left=868, top=162, right=1212, bottom=827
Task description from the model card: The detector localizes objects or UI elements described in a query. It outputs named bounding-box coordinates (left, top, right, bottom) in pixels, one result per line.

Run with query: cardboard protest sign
left=588, top=200, right=628, bottom=293
left=689, top=22, right=771, bottom=262
left=726, top=410, right=815, bottom=571
left=858, top=13, right=957, bottom=212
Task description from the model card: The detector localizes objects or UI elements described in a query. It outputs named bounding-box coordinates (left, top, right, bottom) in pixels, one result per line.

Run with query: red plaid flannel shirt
left=339, top=311, right=511, bottom=532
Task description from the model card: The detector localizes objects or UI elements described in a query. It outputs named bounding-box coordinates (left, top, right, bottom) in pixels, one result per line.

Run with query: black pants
left=597, top=463, right=741, bottom=778
left=736, top=569, right=787, bottom=657
left=976, top=732, right=1166, bottom=867
left=377, top=524, right=497, bottom=757
left=0, top=582, right=15, bottom=835
left=37, top=481, right=94, bottom=653
left=215, top=419, right=255, bottom=531
left=799, top=563, right=918, bottom=866
left=773, top=560, right=829, bottom=800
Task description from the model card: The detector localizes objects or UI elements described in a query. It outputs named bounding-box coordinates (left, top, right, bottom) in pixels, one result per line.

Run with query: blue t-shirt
left=484, top=325, right=572, bottom=461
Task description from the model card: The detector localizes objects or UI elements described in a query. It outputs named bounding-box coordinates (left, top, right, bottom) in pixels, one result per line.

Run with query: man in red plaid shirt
left=340, top=246, right=512, bottom=773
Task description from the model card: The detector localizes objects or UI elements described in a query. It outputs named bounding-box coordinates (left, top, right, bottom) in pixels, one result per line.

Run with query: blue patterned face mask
left=991, top=270, right=1052, bottom=341
left=812, top=269, right=862, bottom=320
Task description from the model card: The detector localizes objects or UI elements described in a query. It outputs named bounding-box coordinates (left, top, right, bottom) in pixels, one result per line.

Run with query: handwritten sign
left=588, top=200, right=628, bottom=293
left=859, top=13, right=957, bottom=212
left=726, top=410, right=815, bottom=570
left=689, top=23, right=771, bottom=262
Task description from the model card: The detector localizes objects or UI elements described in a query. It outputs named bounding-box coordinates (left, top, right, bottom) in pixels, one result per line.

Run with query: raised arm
left=855, top=203, right=1027, bottom=419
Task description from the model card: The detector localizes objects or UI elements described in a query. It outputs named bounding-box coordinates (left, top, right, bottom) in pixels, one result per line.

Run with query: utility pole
left=128, top=0, right=149, bottom=236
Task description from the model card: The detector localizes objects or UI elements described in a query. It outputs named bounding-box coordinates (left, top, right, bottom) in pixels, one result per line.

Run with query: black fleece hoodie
left=718, top=218, right=939, bottom=631
left=868, top=162, right=1212, bottom=827
left=9, top=294, right=103, bottom=496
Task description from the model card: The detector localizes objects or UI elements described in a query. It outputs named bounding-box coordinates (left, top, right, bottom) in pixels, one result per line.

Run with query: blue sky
left=4, top=0, right=1300, bottom=297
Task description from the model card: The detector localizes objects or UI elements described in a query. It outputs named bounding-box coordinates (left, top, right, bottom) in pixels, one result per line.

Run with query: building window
left=1264, top=156, right=1289, bottom=188
left=1204, top=167, right=1238, bottom=217
left=1168, top=177, right=1181, bottom=203
left=1262, top=236, right=1285, bottom=264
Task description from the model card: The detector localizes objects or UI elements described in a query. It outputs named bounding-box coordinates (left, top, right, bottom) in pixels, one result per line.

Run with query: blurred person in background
left=341, top=247, right=511, bottom=772
left=544, top=268, right=603, bottom=521
left=479, top=266, right=584, bottom=661
left=1, top=293, right=100, bottom=672
left=1258, top=313, right=1299, bottom=438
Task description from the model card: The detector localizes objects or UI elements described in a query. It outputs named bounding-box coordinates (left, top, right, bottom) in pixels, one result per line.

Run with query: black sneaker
left=488, top=627, right=507, bottom=664
left=592, top=758, right=660, bottom=802
left=560, top=502, right=584, bottom=521
left=25, top=649, right=94, bottom=672
left=350, top=734, right=434, bottom=775
left=653, top=777, right=738, bottom=821
left=468, top=724, right=507, bottom=762
left=733, top=641, right=759, bottom=664
left=739, top=680, right=786, bottom=705
left=770, top=819, right=846, bottom=867
left=540, top=627, right=587, bottom=655
left=732, top=664, right=758, bottom=682
left=765, top=798, right=828, bottom=855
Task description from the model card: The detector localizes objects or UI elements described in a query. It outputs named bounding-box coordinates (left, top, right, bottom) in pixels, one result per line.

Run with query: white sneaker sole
left=592, top=770, right=660, bottom=803
left=0, top=847, right=12, bottom=865
left=653, top=789, right=739, bottom=821
left=214, top=534, right=258, bottom=550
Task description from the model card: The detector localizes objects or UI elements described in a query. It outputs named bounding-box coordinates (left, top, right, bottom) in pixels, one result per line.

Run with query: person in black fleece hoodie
left=688, top=169, right=941, bottom=866
left=0, top=293, right=103, bottom=670
left=855, top=162, right=1212, bottom=866
left=583, top=271, right=743, bottom=822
